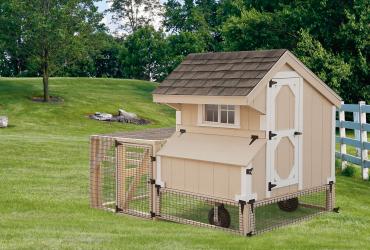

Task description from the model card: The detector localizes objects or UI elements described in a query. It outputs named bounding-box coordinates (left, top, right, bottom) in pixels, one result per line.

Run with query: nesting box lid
left=157, top=132, right=266, bottom=166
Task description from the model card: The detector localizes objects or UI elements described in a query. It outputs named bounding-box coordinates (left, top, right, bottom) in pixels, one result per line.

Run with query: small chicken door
left=266, top=74, right=303, bottom=195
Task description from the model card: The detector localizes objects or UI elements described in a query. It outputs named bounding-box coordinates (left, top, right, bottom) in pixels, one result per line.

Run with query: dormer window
left=199, top=104, right=240, bottom=128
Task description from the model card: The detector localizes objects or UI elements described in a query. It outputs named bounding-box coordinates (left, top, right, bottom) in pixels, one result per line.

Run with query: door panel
left=267, top=76, right=303, bottom=195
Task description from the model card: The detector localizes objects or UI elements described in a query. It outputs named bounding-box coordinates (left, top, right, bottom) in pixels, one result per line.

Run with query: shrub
left=341, top=165, right=356, bottom=177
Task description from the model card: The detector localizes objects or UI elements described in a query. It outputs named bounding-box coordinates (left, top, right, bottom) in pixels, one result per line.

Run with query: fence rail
left=335, top=101, right=369, bottom=180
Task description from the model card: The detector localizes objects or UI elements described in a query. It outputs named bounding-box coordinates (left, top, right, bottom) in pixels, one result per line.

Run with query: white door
left=266, top=74, right=303, bottom=196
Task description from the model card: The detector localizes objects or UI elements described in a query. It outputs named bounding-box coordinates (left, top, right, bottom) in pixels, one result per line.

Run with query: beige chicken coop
left=90, top=49, right=340, bottom=235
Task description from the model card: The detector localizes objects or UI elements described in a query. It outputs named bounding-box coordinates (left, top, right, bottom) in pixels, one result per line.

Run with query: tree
left=19, top=0, right=104, bottom=102
left=109, top=0, right=162, bottom=34
left=121, top=26, right=169, bottom=81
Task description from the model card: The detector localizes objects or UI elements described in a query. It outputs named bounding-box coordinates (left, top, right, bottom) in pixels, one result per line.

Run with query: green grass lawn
left=0, top=77, right=370, bottom=249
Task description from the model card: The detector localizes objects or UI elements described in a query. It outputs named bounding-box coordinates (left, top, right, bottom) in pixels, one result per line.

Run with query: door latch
left=294, top=131, right=303, bottom=136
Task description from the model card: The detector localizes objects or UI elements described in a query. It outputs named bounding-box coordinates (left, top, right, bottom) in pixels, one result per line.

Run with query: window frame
left=198, top=104, right=240, bottom=128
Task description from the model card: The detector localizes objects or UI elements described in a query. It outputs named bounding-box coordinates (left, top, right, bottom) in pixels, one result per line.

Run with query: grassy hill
left=0, top=78, right=369, bottom=249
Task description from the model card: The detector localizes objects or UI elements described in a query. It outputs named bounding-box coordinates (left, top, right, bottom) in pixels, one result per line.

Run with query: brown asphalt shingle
left=153, top=49, right=287, bottom=96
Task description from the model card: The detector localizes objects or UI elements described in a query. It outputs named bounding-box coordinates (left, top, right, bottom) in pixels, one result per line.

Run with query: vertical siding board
left=303, top=82, right=313, bottom=188
left=321, top=103, right=332, bottom=184
left=213, top=165, right=229, bottom=198
left=311, top=93, right=323, bottom=187
left=252, top=146, right=266, bottom=200
left=228, top=167, right=241, bottom=199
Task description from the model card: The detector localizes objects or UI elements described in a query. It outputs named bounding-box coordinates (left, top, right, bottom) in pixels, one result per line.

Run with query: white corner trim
left=235, top=164, right=257, bottom=202
left=331, top=106, right=336, bottom=182
left=176, top=111, right=182, bottom=125
left=155, top=156, right=165, bottom=187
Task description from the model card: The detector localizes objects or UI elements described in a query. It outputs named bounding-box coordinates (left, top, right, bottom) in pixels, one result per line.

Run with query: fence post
left=359, top=101, right=368, bottom=180
left=339, top=101, right=347, bottom=170
left=354, top=105, right=361, bottom=157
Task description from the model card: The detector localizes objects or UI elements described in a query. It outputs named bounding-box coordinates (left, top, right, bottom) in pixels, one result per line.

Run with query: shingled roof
left=153, top=49, right=287, bottom=96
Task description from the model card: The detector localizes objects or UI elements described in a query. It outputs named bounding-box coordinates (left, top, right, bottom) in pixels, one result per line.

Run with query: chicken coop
left=90, top=49, right=340, bottom=235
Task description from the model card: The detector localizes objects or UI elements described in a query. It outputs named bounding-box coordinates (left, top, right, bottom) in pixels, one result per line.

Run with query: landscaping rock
left=0, top=116, right=8, bottom=128
left=89, top=112, right=113, bottom=121
left=88, top=109, right=150, bottom=125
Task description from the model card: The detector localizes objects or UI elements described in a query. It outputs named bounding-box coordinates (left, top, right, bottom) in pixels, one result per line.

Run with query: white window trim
left=197, top=104, right=240, bottom=128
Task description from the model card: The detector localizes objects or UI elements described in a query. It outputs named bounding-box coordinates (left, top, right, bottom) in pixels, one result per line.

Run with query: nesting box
left=90, top=49, right=340, bottom=235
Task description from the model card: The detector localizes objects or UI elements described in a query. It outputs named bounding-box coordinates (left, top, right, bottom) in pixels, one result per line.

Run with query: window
left=200, top=104, right=240, bottom=127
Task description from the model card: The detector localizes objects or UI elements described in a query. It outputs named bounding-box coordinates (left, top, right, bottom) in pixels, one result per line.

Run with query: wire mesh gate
left=115, top=142, right=153, bottom=218
left=90, top=136, right=154, bottom=217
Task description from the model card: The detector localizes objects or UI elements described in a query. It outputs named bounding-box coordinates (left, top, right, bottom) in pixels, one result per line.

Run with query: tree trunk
left=42, top=48, right=49, bottom=102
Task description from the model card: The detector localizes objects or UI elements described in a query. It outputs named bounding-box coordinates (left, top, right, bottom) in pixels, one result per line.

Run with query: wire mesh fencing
left=157, top=188, right=244, bottom=234
left=250, top=184, right=333, bottom=235
left=116, top=143, right=153, bottom=218
left=90, top=136, right=116, bottom=211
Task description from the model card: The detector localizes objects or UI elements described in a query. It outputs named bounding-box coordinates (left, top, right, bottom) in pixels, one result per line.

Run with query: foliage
left=109, top=0, right=162, bottom=33
left=0, top=0, right=369, bottom=103
left=120, top=26, right=170, bottom=81
left=341, top=165, right=356, bottom=177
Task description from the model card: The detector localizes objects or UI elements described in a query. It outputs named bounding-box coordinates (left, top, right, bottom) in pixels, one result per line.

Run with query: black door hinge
left=155, top=184, right=161, bottom=195
left=269, top=131, right=277, bottom=140
left=150, top=211, right=156, bottom=218
left=148, top=179, right=156, bottom=185
left=180, top=129, right=186, bottom=134
left=249, top=135, right=259, bottom=145
left=246, top=168, right=253, bottom=175
left=239, top=200, right=246, bottom=214
left=268, top=182, right=277, bottom=191
left=294, top=131, right=303, bottom=136
left=246, top=231, right=253, bottom=237
left=150, top=156, right=156, bottom=162
left=328, top=181, right=334, bottom=192
left=248, top=199, right=255, bottom=213
left=115, top=205, right=123, bottom=213
left=269, top=80, right=277, bottom=88
left=115, top=140, right=122, bottom=147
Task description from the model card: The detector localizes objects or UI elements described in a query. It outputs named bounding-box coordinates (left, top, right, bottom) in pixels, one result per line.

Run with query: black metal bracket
left=239, top=200, right=246, bottom=214
left=155, top=184, right=161, bottom=196
left=115, top=205, right=123, bottom=213
left=150, top=211, right=156, bottom=218
left=249, top=135, right=259, bottom=145
left=328, top=181, right=334, bottom=192
left=150, top=156, right=156, bottom=162
left=269, top=131, right=277, bottom=140
left=333, top=207, right=340, bottom=213
left=115, top=140, right=122, bottom=147
left=246, top=231, right=253, bottom=237
left=294, top=131, right=303, bottom=136
left=268, top=182, right=277, bottom=191
left=269, top=80, right=277, bottom=88
left=246, top=168, right=253, bottom=175
left=248, top=199, right=255, bottom=213
left=148, top=179, right=156, bottom=185
left=179, top=129, right=186, bottom=134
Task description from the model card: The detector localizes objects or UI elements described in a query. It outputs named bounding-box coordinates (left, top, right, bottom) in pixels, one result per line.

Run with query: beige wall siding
left=302, top=79, right=332, bottom=189
left=178, top=104, right=265, bottom=138
left=161, top=156, right=241, bottom=200
left=252, top=145, right=266, bottom=200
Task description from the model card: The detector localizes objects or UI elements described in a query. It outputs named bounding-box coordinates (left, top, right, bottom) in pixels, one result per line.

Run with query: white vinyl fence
left=336, top=101, right=370, bottom=180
